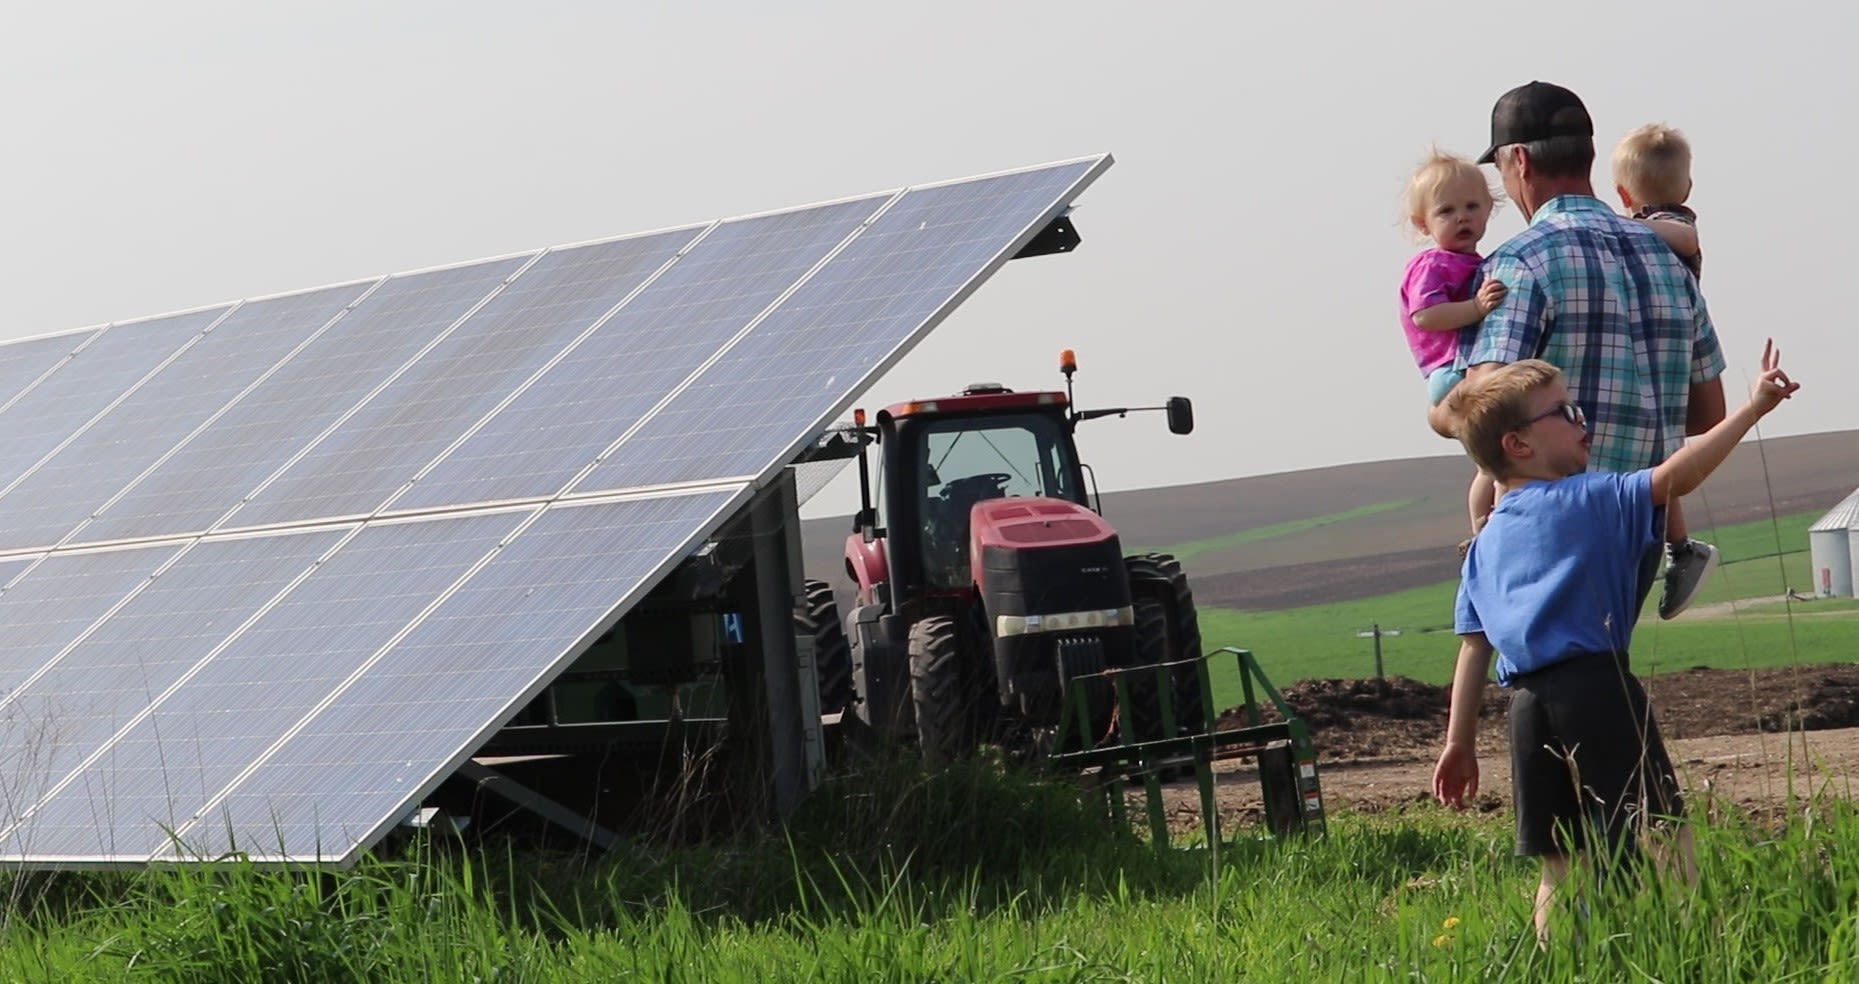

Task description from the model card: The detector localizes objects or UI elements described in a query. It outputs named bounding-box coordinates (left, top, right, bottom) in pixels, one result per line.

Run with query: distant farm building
left=1809, top=489, right=1859, bottom=599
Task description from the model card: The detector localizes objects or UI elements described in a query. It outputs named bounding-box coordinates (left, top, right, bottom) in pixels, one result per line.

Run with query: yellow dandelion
left=1442, top=915, right=1461, bottom=930
left=1431, top=933, right=1453, bottom=948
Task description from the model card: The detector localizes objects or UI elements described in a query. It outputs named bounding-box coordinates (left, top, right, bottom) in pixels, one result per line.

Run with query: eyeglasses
left=1515, top=401, right=1586, bottom=431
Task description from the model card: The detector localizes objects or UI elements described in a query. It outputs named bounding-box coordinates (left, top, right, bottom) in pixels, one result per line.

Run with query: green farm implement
left=1047, top=646, right=1326, bottom=848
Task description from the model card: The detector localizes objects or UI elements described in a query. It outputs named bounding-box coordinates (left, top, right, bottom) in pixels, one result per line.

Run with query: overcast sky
left=3, top=2, right=1851, bottom=519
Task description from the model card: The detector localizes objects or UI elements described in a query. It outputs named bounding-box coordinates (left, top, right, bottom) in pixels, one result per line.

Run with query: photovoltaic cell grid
left=0, top=154, right=1110, bottom=866
left=160, top=492, right=737, bottom=862
left=0, top=286, right=372, bottom=553
left=0, top=311, right=229, bottom=521
left=78, top=256, right=537, bottom=544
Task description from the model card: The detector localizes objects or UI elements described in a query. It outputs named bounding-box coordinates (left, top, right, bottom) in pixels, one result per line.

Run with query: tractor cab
left=868, top=383, right=1088, bottom=606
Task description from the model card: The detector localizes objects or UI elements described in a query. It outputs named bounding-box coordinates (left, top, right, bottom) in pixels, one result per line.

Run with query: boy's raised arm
left=1651, top=339, right=1801, bottom=505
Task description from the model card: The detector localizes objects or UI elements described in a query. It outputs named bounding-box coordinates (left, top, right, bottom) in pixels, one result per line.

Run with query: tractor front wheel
left=908, top=616, right=972, bottom=767
left=1124, top=552, right=1208, bottom=735
left=1123, top=597, right=1173, bottom=743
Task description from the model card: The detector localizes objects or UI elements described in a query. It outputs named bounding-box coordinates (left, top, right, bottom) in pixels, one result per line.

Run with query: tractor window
left=918, top=412, right=1079, bottom=587
left=923, top=413, right=1077, bottom=502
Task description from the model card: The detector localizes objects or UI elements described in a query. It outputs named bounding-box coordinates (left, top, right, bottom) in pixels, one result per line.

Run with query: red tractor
left=800, top=351, right=1203, bottom=764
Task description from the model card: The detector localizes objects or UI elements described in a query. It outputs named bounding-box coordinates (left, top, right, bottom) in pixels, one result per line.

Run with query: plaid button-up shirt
left=1456, top=195, right=1724, bottom=473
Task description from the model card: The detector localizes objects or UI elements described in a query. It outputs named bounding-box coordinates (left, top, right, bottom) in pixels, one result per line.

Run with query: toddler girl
left=1399, top=149, right=1506, bottom=541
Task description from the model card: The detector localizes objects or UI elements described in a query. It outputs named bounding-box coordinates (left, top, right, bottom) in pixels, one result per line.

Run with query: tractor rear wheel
left=797, top=579, right=852, bottom=717
left=1124, top=552, right=1208, bottom=734
left=908, top=616, right=972, bottom=767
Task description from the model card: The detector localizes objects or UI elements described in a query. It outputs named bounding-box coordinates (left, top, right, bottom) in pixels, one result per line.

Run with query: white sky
left=3, top=2, right=1851, bottom=520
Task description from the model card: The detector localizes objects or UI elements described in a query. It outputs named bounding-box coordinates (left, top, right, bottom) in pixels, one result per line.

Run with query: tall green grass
left=7, top=759, right=1859, bottom=980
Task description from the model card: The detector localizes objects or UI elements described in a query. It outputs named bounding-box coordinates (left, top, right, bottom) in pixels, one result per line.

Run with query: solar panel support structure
left=1011, top=210, right=1082, bottom=259
left=457, top=468, right=823, bottom=842
left=748, top=468, right=822, bottom=820
left=449, top=760, right=626, bottom=853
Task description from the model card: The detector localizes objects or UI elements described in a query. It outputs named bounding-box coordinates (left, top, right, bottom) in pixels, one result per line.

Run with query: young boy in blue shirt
left=1431, top=340, right=1801, bottom=944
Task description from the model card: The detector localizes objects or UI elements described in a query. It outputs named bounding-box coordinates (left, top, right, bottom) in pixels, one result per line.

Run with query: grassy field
left=1196, top=509, right=1855, bottom=711
left=7, top=759, right=1859, bottom=980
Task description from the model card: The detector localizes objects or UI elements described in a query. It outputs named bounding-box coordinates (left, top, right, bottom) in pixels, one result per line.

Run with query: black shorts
left=1508, top=651, right=1684, bottom=857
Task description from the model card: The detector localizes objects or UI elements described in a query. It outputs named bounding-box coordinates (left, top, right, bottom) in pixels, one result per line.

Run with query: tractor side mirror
left=1166, top=396, right=1194, bottom=435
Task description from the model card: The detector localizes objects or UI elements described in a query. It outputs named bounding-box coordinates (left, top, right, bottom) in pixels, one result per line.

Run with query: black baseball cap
left=1476, top=81, right=1594, bottom=164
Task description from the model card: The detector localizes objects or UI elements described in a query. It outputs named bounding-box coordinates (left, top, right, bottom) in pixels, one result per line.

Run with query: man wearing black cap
left=1435, top=79, right=1727, bottom=944
left=1444, top=80, right=1727, bottom=622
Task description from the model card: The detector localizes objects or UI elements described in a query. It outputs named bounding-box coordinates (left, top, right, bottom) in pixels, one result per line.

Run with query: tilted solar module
left=0, top=154, right=1110, bottom=865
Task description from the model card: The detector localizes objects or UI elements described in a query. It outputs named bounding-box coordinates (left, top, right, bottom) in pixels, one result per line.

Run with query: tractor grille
left=982, top=540, right=1129, bottom=617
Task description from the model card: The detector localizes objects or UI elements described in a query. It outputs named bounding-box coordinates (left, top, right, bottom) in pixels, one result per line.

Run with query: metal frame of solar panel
left=0, top=153, right=1112, bottom=868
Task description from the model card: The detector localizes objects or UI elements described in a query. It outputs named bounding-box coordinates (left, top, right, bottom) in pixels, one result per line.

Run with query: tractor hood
left=970, top=497, right=1114, bottom=551
left=968, top=497, right=1120, bottom=585
left=969, top=495, right=1130, bottom=625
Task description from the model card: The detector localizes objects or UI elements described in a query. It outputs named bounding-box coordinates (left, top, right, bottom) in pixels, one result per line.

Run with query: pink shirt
left=1399, top=247, right=1483, bottom=375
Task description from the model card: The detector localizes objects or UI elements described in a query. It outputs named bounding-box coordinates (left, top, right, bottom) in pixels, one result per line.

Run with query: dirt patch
left=1217, top=675, right=1510, bottom=763
left=1644, top=665, right=1859, bottom=736
left=1167, top=662, right=1859, bottom=829
left=1222, top=663, right=1859, bottom=761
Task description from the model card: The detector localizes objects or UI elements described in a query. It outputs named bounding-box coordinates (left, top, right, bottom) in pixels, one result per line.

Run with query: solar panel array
left=0, top=154, right=1110, bottom=866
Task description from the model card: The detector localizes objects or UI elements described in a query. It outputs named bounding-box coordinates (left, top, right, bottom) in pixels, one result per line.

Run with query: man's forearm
left=1685, top=377, right=1727, bottom=436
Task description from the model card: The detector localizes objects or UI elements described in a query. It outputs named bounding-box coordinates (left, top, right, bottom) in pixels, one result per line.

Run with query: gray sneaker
left=1658, top=539, right=1720, bottom=620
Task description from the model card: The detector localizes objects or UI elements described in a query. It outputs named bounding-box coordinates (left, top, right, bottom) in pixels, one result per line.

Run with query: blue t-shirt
left=1454, top=470, right=1660, bottom=685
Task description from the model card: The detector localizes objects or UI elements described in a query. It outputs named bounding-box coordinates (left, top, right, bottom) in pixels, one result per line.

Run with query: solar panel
left=0, top=331, right=107, bottom=426
left=580, top=165, right=1103, bottom=492
left=162, top=491, right=739, bottom=862
left=222, top=230, right=701, bottom=530
left=0, top=153, right=1110, bottom=866
left=78, top=256, right=537, bottom=544
left=0, top=312, right=228, bottom=515
left=0, top=286, right=375, bottom=553
left=392, top=194, right=892, bottom=511
left=0, top=545, right=189, bottom=699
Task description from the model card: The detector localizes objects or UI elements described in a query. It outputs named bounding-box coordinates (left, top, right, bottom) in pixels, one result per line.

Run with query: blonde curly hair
left=1404, top=147, right=1505, bottom=244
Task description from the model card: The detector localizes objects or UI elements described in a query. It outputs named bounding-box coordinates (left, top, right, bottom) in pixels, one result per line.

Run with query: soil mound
left=1215, top=663, right=1859, bottom=764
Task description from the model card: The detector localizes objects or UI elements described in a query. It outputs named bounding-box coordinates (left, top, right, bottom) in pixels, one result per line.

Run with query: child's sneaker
left=1658, top=539, right=1720, bottom=620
